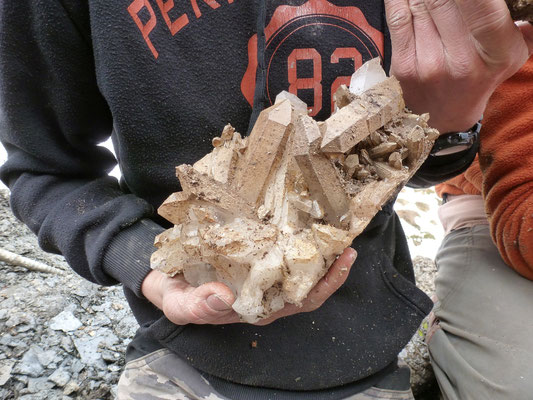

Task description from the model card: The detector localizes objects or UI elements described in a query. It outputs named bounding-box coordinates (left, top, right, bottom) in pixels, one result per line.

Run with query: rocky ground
left=0, top=189, right=440, bottom=399
left=0, top=190, right=136, bottom=399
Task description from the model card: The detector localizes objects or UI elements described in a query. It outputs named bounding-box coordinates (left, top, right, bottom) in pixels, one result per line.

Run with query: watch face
left=432, top=144, right=472, bottom=156
left=430, top=122, right=481, bottom=157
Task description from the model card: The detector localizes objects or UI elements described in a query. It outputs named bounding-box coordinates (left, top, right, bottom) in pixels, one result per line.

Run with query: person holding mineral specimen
left=428, top=56, right=533, bottom=399
left=0, top=0, right=531, bottom=399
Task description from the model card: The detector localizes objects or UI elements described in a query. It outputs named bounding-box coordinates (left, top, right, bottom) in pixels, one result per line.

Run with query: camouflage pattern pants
left=117, top=348, right=415, bottom=400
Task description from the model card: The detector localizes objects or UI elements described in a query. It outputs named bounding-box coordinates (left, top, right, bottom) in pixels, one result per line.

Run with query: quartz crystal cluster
left=506, top=0, right=533, bottom=21
left=150, top=59, right=439, bottom=323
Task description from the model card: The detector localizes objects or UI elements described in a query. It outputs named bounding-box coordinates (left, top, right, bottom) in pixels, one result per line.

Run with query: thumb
left=189, top=281, right=236, bottom=312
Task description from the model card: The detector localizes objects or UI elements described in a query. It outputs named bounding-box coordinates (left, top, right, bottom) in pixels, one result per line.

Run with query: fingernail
left=347, top=248, right=357, bottom=262
left=207, top=294, right=232, bottom=311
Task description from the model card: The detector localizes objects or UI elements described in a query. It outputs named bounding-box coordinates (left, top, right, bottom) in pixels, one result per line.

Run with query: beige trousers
left=428, top=225, right=533, bottom=400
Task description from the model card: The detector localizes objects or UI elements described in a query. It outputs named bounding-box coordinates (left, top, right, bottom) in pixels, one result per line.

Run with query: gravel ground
left=0, top=189, right=439, bottom=399
left=0, top=190, right=136, bottom=399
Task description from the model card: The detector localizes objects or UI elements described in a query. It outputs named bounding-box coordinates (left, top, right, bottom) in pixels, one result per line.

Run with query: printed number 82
left=288, top=47, right=362, bottom=116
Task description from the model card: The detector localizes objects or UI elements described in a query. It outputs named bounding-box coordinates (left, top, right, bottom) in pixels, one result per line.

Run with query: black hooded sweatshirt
left=0, top=0, right=466, bottom=396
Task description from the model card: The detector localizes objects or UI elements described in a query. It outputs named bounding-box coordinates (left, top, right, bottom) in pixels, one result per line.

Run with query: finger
left=423, top=0, right=473, bottom=64
left=408, top=0, right=446, bottom=72
left=164, top=281, right=239, bottom=325
left=455, top=0, right=521, bottom=62
left=518, top=22, right=533, bottom=54
left=304, top=248, right=357, bottom=309
left=385, top=0, right=417, bottom=77
left=253, top=248, right=357, bottom=326
left=192, top=281, right=236, bottom=308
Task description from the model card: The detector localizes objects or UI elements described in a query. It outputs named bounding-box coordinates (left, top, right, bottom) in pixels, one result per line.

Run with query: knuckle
left=424, top=0, right=451, bottom=13
left=409, top=0, right=427, bottom=15
left=387, top=8, right=412, bottom=30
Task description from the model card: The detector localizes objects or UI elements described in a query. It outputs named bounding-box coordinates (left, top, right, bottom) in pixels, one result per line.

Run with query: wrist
left=429, top=111, right=484, bottom=135
left=141, top=269, right=166, bottom=309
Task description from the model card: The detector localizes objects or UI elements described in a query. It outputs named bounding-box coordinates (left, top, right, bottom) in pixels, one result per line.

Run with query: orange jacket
left=436, top=57, right=533, bottom=280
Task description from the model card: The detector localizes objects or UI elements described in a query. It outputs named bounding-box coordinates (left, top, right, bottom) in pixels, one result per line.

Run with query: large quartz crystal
left=150, top=59, right=439, bottom=323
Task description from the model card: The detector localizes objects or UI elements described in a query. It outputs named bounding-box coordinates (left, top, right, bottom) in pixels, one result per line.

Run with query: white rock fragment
left=0, top=360, right=14, bottom=386
left=151, top=59, right=439, bottom=323
left=48, top=368, right=71, bottom=387
left=49, top=311, right=82, bottom=332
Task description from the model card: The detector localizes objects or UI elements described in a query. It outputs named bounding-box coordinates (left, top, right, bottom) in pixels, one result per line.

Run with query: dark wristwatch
left=430, top=120, right=482, bottom=157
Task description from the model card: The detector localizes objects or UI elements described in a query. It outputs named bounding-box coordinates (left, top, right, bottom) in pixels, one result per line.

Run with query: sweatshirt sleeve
left=0, top=0, right=163, bottom=296
left=480, top=57, right=533, bottom=280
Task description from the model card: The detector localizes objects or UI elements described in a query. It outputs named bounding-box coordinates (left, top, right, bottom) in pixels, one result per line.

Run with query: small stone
left=69, top=359, right=84, bottom=374
left=101, top=349, right=120, bottom=362
left=62, top=381, right=79, bottom=396
left=50, top=311, right=82, bottom=332
left=107, top=364, right=121, bottom=372
left=0, top=360, right=14, bottom=386
left=48, top=368, right=71, bottom=387
left=45, top=276, right=59, bottom=287
left=26, top=377, right=55, bottom=393
left=90, top=313, right=111, bottom=327
left=6, top=314, right=35, bottom=329
left=36, top=349, right=57, bottom=367
left=0, top=334, right=15, bottom=346
left=15, top=347, right=44, bottom=378
left=114, top=314, right=138, bottom=339
left=60, top=337, right=74, bottom=353
left=71, top=281, right=97, bottom=297
left=73, top=328, right=118, bottom=366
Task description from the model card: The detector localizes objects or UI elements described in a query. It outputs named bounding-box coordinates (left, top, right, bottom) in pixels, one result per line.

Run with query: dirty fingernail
left=207, top=294, right=232, bottom=311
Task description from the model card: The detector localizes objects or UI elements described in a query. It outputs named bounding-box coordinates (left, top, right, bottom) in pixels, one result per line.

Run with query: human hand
left=253, top=247, right=357, bottom=326
left=141, top=247, right=357, bottom=325
left=385, top=0, right=533, bottom=133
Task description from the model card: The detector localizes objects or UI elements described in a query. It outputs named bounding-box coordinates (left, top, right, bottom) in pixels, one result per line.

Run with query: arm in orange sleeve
left=480, top=57, right=533, bottom=280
